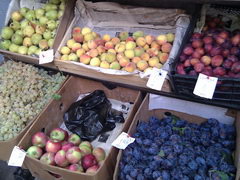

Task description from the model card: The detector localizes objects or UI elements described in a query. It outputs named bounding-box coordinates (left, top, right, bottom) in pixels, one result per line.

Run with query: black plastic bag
left=64, top=90, right=124, bottom=141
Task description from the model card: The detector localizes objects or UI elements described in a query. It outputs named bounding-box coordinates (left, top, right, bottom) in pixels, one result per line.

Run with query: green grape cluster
left=0, top=61, right=66, bottom=141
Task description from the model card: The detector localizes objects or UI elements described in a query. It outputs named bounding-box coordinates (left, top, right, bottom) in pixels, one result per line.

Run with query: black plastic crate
left=169, top=4, right=240, bottom=107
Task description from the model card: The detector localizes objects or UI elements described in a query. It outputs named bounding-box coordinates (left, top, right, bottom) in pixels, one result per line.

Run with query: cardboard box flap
left=76, top=0, right=189, bottom=29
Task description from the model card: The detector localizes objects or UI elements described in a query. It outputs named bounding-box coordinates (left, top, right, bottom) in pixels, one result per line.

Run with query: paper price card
left=39, top=49, right=54, bottom=64
left=112, top=132, right=135, bottom=150
left=193, top=73, right=218, bottom=99
left=8, top=146, right=26, bottom=167
left=146, top=68, right=168, bottom=91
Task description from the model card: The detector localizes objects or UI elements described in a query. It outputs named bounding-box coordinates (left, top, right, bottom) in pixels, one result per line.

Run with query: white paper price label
left=146, top=68, right=168, bottom=91
left=8, top=146, right=26, bottom=167
left=39, top=49, right=54, bottom=64
left=193, top=73, right=218, bottom=99
left=112, top=132, right=135, bottom=150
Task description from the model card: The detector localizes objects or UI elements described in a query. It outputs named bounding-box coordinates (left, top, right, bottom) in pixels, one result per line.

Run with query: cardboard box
left=54, top=0, right=191, bottom=93
left=113, top=94, right=240, bottom=180
left=0, top=60, right=68, bottom=161
left=0, top=0, right=76, bottom=67
left=18, top=76, right=143, bottom=180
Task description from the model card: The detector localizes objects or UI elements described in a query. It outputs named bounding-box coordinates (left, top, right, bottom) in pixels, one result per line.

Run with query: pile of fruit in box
left=26, top=128, right=106, bottom=174
left=0, top=0, right=65, bottom=56
left=119, top=115, right=236, bottom=179
left=177, top=15, right=240, bottom=78
left=59, top=27, right=175, bottom=72
left=0, top=61, right=66, bottom=141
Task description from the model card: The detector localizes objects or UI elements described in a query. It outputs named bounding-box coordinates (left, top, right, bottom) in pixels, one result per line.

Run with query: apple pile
left=26, top=128, right=106, bottom=174
left=59, top=26, right=175, bottom=72
left=177, top=16, right=240, bottom=78
left=0, top=0, right=65, bottom=56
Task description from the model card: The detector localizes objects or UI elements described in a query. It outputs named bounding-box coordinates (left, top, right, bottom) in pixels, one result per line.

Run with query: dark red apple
left=194, top=62, right=204, bottom=73
left=211, top=55, right=223, bottom=67
left=192, top=51, right=202, bottom=59
left=183, top=46, right=194, bottom=56
left=215, top=36, right=225, bottom=45
left=176, top=64, right=186, bottom=75
left=203, top=36, right=213, bottom=44
left=222, top=60, right=233, bottom=70
left=219, top=31, right=229, bottom=39
left=231, top=62, right=240, bottom=73
left=213, top=67, right=226, bottom=76
left=204, top=44, right=213, bottom=53
left=227, top=55, right=238, bottom=62
left=230, top=47, right=240, bottom=56
left=81, top=154, right=98, bottom=170
left=222, top=49, right=230, bottom=58
left=202, top=66, right=213, bottom=76
left=192, top=39, right=203, bottom=48
left=231, top=34, right=240, bottom=46
left=210, top=46, right=222, bottom=56
left=192, top=32, right=202, bottom=39
left=195, top=48, right=205, bottom=56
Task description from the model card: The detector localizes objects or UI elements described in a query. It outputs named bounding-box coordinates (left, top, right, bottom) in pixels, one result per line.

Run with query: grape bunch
left=0, top=61, right=66, bottom=141
left=119, top=115, right=236, bottom=180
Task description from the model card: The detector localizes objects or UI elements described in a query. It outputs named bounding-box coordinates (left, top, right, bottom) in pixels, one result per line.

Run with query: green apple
left=35, top=8, right=45, bottom=19
left=35, top=48, right=42, bottom=56
left=11, top=34, right=23, bottom=45
left=48, top=38, right=54, bottom=48
left=9, top=21, right=20, bottom=31
left=23, top=25, right=35, bottom=37
left=39, top=17, right=48, bottom=25
left=43, top=31, right=52, bottom=40
left=0, top=40, right=11, bottom=50
left=1, top=27, right=14, bottom=40
left=15, top=30, right=23, bottom=36
left=20, top=19, right=30, bottom=29
left=20, top=7, right=30, bottom=16
left=59, top=2, right=65, bottom=10
left=18, top=46, right=28, bottom=55
left=46, top=20, right=57, bottom=30
left=9, top=44, right=19, bottom=53
left=27, top=45, right=38, bottom=55
left=25, top=10, right=35, bottom=21
left=31, top=33, right=42, bottom=45
left=46, top=10, right=58, bottom=20
left=58, top=10, right=64, bottom=19
left=44, top=4, right=57, bottom=11
left=49, top=0, right=61, bottom=5
left=11, top=11, right=23, bottom=22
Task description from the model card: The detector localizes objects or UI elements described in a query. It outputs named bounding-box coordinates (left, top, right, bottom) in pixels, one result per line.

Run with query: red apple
left=195, top=48, right=205, bottom=56
left=176, top=64, right=186, bottom=75
left=61, top=142, right=74, bottom=152
left=192, top=39, right=203, bottom=48
left=210, top=46, right=222, bottom=56
left=230, top=47, right=240, bottom=56
left=66, top=147, right=82, bottom=164
left=231, top=62, right=240, bottom=73
left=192, top=33, right=202, bottom=39
left=227, top=55, right=238, bottom=62
left=86, top=165, right=100, bottom=174
left=27, top=146, right=43, bottom=159
left=54, top=150, right=69, bottom=167
left=219, top=31, right=229, bottom=39
left=184, top=59, right=191, bottom=67
left=183, top=46, right=194, bottom=56
left=40, top=152, right=56, bottom=165
left=68, top=164, right=84, bottom=172
left=223, top=60, right=233, bottom=70
left=46, top=140, right=62, bottom=153
left=215, top=36, right=225, bottom=45
left=32, top=132, right=48, bottom=148
left=231, top=34, right=240, bottom=46
left=81, top=154, right=98, bottom=170
left=92, top=147, right=106, bottom=162
left=203, top=36, right=213, bottom=44
left=200, top=55, right=211, bottom=66
left=194, top=62, right=204, bottom=73
left=68, top=134, right=81, bottom=146
left=190, top=58, right=200, bottom=66
left=204, top=44, right=212, bottom=53
left=222, top=49, right=230, bottom=58
left=211, top=55, right=223, bottom=67
left=213, top=67, right=226, bottom=77
left=192, top=51, right=201, bottom=59
left=50, top=128, right=68, bottom=142
left=202, top=66, right=213, bottom=76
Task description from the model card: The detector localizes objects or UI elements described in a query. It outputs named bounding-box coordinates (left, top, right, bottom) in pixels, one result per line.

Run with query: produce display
left=0, top=61, right=66, bottom=141
left=26, top=127, right=106, bottom=174
left=118, top=115, right=236, bottom=179
left=177, top=16, right=240, bottom=78
left=59, top=26, right=175, bottom=72
left=0, top=0, right=65, bottom=56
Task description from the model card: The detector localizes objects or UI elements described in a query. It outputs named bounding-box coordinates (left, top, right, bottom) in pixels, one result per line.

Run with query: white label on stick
left=147, top=68, right=168, bottom=91
left=39, top=49, right=54, bottom=64
left=193, top=73, right=218, bottom=99
left=112, top=132, right=135, bottom=150
left=8, top=146, right=26, bottom=167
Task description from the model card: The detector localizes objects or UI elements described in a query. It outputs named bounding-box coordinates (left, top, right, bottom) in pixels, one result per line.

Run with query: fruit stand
left=0, top=0, right=240, bottom=180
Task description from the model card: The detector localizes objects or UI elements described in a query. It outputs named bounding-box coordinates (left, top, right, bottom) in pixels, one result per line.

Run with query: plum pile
left=119, top=114, right=236, bottom=180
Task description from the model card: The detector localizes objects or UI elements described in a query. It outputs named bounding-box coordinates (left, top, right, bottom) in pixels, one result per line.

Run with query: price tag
left=8, top=146, right=26, bottom=167
left=193, top=73, right=218, bottom=99
left=146, top=68, right=168, bottom=91
left=39, top=49, right=54, bottom=64
left=112, top=132, right=135, bottom=150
